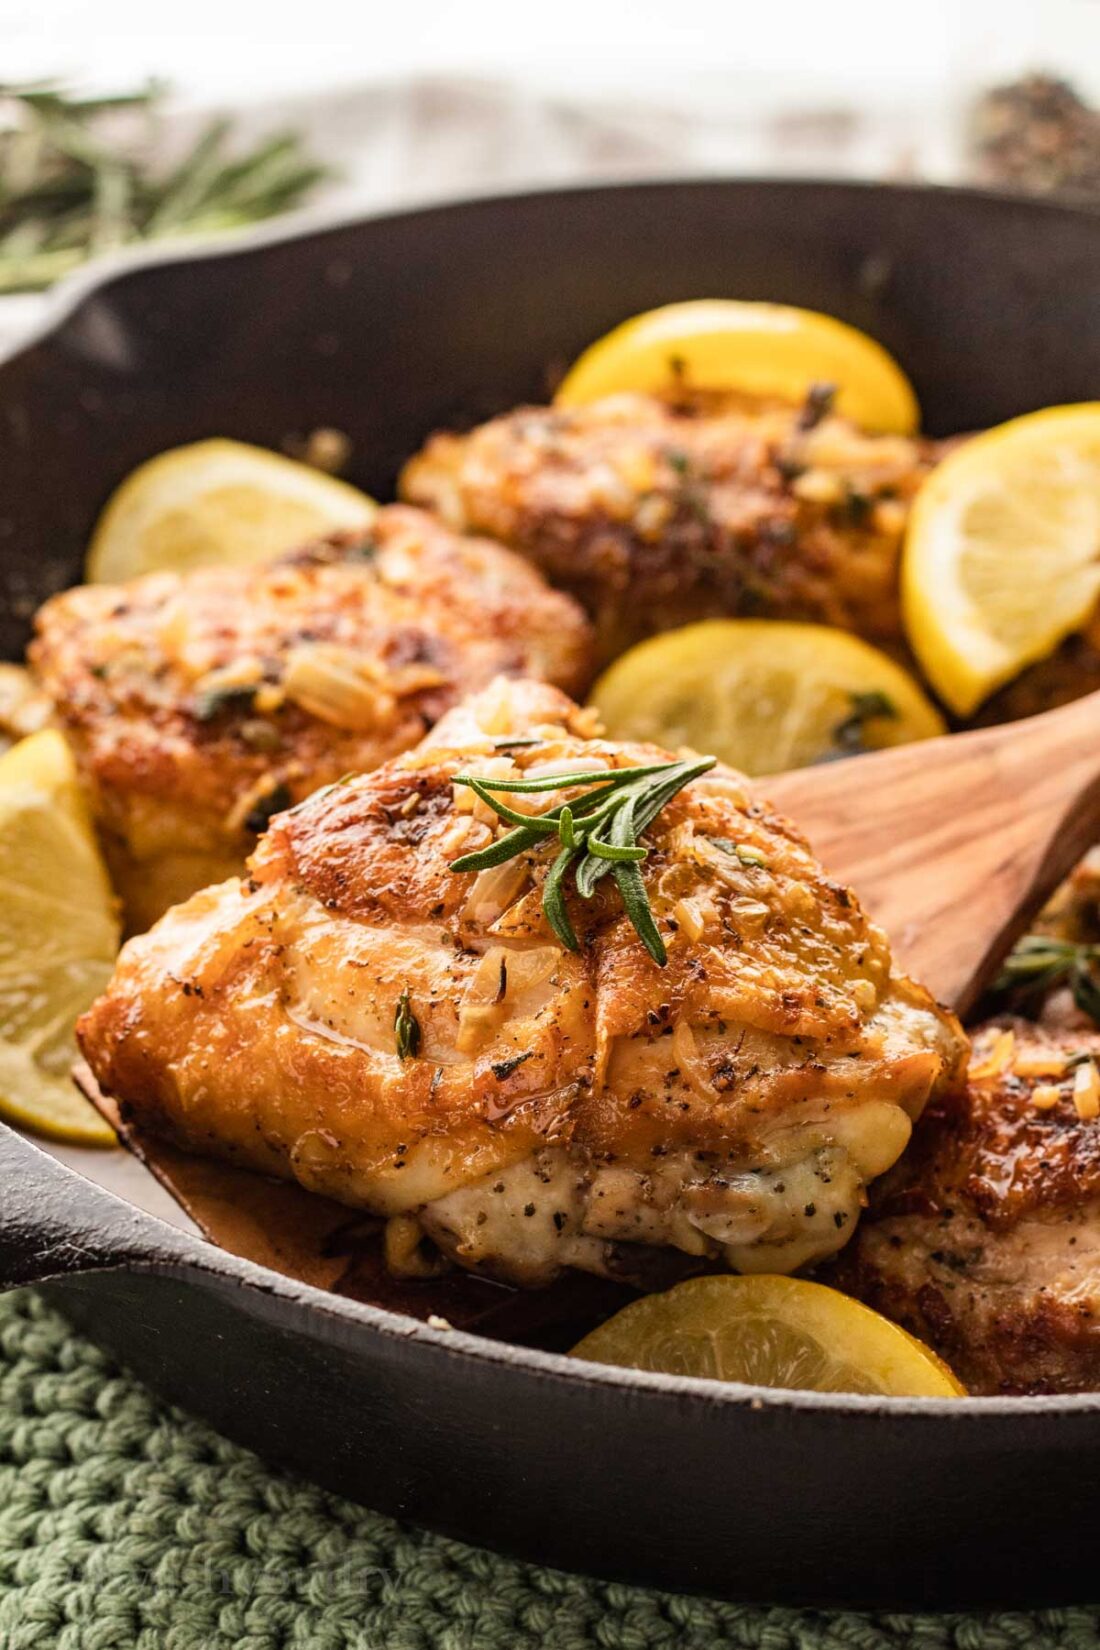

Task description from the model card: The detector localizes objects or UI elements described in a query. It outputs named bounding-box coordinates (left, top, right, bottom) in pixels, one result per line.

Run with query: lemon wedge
left=0, top=730, right=120, bottom=1146
left=86, top=438, right=377, bottom=584
left=572, top=1274, right=965, bottom=1397
left=589, top=619, right=944, bottom=777
left=555, top=299, right=919, bottom=434
left=903, top=404, right=1100, bottom=715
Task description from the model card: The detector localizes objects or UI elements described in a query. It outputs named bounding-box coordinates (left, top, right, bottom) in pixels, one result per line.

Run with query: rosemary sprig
left=990, top=935, right=1100, bottom=1025
left=449, top=755, right=716, bottom=966
left=0, top=80, right=328, bottom=293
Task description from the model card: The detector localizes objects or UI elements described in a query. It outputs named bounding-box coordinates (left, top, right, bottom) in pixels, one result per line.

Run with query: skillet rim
left=4, top=172, right=1100, bottom=1421
left=8, top=1055, right=1100, bottom=1421
left=3, top=170, right=1099, bottom=373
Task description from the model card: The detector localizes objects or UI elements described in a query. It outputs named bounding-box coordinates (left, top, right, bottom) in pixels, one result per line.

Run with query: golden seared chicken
left=401, top=390, right=942, bottom=662
left=30, top=506, right=592, bottom=930
left=78, top=676, right=965, bottom=1289
left=831, top=1021, right=1100, bottom=1394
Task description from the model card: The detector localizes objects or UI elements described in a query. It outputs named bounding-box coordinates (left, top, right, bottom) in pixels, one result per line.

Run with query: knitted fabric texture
left=0, top=1288, right=1097, bottom=1650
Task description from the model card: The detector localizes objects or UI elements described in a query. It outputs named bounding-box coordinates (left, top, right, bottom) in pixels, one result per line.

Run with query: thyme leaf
left=830, top=689, right=899, bottom=756
left=394, top=987, right=422, bottom=1060
left=243, top=780, right=291, bottom=834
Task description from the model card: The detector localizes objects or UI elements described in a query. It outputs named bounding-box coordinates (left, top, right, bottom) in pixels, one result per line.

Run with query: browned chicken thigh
left=78, top=676, right=965, bottom=1289
left=31, top=506, right=593, bottom=929
left=401, top=391, right=941, bottom=662
left=830, top=1019, right=1100, bottom=1393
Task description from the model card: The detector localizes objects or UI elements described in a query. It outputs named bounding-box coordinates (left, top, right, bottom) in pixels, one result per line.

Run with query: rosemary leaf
left=990, top=933, right=1100, bottom=1026
left=0, top=80, right=327, bottom=292
left=612, top=858, right=667, bottom=965
left=543, top=843, right=581, bottom=951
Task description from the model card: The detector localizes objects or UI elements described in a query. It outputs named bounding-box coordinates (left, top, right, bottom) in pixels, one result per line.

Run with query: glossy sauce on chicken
left=830, top=1019, right=1100, bottom=1393
left=78, top=677, right=965, bottom=1288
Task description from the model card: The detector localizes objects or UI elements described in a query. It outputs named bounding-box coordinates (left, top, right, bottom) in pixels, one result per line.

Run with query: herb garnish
left=707, top=836, right=770, bottom=868
left=797, top=381, right=837, bottom=431
left=449, top=755, right=716, bottom=966
left=193, top=683, right=258, bottom=722
left=830, top=690, right=898, bottom=756
left=990, top=935, right=1100, bottom=1025
left=394, top=987, right=422, bottom=1060
left=0, top=80, right=328, bottom=294
left=243, top=781, right=291, bottom=834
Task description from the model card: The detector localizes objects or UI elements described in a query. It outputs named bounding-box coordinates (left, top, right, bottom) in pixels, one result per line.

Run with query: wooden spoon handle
left=766, top=690, right=1100, bottom=1015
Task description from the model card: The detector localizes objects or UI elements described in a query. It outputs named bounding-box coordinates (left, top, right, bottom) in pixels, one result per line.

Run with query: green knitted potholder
left=0, top=1288, right=1096, bottom=1650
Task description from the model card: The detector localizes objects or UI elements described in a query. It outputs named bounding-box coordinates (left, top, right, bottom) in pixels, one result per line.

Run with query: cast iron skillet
left=1, top=180, right=1099, bottom=1609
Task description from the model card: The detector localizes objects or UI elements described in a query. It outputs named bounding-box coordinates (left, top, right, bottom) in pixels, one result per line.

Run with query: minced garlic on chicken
left=29, top=506, right=593, bottom=931
left=78, top=676, right=965, bottom=1289
left=401, top=390, right=942, bottom=663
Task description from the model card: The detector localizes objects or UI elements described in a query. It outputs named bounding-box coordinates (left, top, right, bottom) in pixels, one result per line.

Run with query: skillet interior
left=2, top=179, right=1100, bottom=1606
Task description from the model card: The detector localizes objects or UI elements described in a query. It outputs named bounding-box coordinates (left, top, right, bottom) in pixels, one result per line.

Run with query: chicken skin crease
left=30, top=506, right=593, bottom=930
left=400, top=391, right=942, bottom=662
left=78, top=676, right=965, bottom=1289
left=829, top=1020, right=1100, bottom=1394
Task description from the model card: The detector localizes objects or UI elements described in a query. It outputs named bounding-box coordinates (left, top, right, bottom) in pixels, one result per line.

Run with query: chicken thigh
left=31, top=506, right=593, bottom=928
left=78, top=676, right=965, bottom=1288
left=830, top=1019, right=1100, bottom=1393
left=402, top=390, right=941, bottom=662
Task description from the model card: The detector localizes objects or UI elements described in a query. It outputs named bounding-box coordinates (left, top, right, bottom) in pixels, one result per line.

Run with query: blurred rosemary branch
left=989, top=935, right=1100, bottom=1026
left=0, top=80, right=329, bottom=293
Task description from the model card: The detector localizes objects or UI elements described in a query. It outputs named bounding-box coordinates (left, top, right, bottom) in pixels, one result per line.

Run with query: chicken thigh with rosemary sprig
left=78, top=676, right=966, bottom=1289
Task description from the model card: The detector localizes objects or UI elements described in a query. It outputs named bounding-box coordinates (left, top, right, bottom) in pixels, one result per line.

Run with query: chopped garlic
left=791, top=469, right=844, bottom=506
left=852, top=979, right=878, bottom=1015
left=1074, top=1060, right=1100, bottom=1121
left=970, top=1028, right=1016, bottom=1082
left=672, top=895, right=712, bottom=942
left=1014, top=1051, right=1071, bottom=1079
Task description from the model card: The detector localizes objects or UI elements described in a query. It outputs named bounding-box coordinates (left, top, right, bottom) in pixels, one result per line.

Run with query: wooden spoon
left=767, top=686, right=1100, bottom=1016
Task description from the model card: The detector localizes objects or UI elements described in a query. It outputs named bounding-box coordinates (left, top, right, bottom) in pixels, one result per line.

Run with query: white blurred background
left=8, top=0, right=1098, bottom=110
left=3, top=0, right=1098, bottom=353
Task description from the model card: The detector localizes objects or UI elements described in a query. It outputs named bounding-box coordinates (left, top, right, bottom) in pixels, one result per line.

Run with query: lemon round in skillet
left=589, top=619, right=944, bottom=778
left=555, top=299, right=920, bottom=434
left=0, top=729, right=119, bottom=1146
left=903, top=403, right=1100, bottom=716
left=572, top=1274, right=965, bottom=1397
left=85, top=438, right=376, bottom=583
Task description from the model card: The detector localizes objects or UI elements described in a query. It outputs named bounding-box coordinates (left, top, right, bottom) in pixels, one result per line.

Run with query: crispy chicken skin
left=78, top=676, right=965, bottom=1289
left=829, top=1020, right=1100, bottom=1394
left=30, top=506, right=593, bottom=930
left=401, top=391, right=941, bottom=661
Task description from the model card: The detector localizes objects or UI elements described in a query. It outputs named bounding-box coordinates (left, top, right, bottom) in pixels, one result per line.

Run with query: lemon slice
left=86, top=438, right=377, bottom=584
left=572, top=1274, right=965, bottom=1397
left=589, top=619, right=944, bottom=777
left=555, top=300, right=919, bottom=434
left=903, top=404, right=1100, bottom=716
left=0, top=730, right=120, bottom=1146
